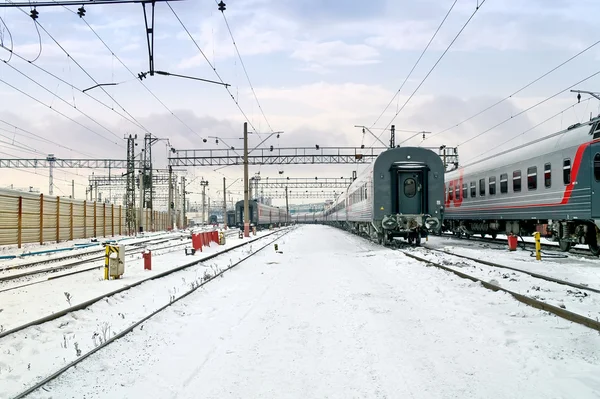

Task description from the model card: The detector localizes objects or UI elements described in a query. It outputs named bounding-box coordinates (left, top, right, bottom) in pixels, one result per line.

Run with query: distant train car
left=444, top=117, right=600, bottom=255
left=235, top=199, right=289, bottom=228
left=226, top=210, right=236, bottom=227
left=317, top=147, right=445, bottom=246
left=208, top=214, right=218, bottom=225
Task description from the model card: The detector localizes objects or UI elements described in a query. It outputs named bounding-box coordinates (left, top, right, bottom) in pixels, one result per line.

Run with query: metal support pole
left=285, top=186, right=289, bottom=225
left=243, top=122, right=250, bottom=237
left=390, top=125, right=395, bottom=148
left=47, top=154, right=56, bottom=196
left=138, top=171, right=144, bottom=233
left=181, top=176, right=186, bottom=229
left=202, top=184, right=206, bottom=224
left=168, top=165, right=173, bottom=230
left=222, top=177, right=227, bottom=229
left=71, top=180, right=75, bottom=199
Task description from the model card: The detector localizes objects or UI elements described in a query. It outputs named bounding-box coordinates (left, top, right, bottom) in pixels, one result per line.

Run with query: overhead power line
left=464, top=97, right=592, bottom=165
left=0, top=119, right=98, bottom=157
left=167, top=2, right=259, bottom=134
left=370, top=0, right=458, bottom=129
left=60, top=11, right=210, bottom=142
left=456, top=70, right=600, bottom=148
left=370, top=0, right=487, bottom=147
left=424, top=39, right=600, bottom=143
left=0, top=77, right=123, bottom=148
left=1, top=61, right=122, bottom=143
left=215, top=0, right=274, bottom=134
left=11, top=6, right=151, bottom=135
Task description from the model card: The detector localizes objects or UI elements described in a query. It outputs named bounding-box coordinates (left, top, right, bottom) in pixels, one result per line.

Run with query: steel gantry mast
left=124, top=134, right=137, bottom=234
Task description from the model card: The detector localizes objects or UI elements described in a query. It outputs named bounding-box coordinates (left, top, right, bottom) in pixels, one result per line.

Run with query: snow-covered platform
left=26, top=225, right=600, bottom=399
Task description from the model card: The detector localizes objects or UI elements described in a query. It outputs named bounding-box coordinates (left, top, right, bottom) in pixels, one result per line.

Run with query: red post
left=143, top=250, right=152, bottom=270
left=507, top=234, right=518, bottom=251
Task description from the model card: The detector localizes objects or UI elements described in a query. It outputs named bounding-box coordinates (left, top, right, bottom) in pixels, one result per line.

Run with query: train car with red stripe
left=443, top=117, right=600, bottom=255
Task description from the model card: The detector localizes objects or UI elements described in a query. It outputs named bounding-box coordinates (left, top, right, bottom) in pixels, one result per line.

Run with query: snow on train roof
left=447, top=118, right=598, bottom=177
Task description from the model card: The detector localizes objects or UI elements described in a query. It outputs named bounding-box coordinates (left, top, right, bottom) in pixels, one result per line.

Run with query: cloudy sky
left=1, top=0, right=599, bottom=208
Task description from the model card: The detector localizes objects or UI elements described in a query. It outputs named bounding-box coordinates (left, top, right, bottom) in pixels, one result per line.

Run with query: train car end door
left=592, top=145, right=600, bottom=218
left=397, top=171, right=423, bottom=215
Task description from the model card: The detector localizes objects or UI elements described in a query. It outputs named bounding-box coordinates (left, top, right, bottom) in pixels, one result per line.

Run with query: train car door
left=593, top=144, right=600, bottom=218
left=397, top=171, right=423, bottom=215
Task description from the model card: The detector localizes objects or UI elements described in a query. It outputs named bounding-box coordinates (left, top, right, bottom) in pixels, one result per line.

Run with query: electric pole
left=182, top=176, right=186, bottom=229
left=168, top=165, right=173, bottom=230
left=243, top=122, right=250, bottom=237
left=285, top=186, right=289, bottom=225
left=390, top=125, right=395, bottom=148
left=200, top=180, right=208, bottom=225
left=222, top=177, right=227, bottom=229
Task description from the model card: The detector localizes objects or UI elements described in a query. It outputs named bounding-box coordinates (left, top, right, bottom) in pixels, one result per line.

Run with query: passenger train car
left=235, top=199, right=289, bottom=229
left=443, top=117, right=600, bottom=255
left=315, top=147, right=445, bottom=245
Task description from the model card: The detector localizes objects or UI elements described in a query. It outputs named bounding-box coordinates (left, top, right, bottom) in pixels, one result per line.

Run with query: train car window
left=595, top=154, right=600, bottom=181
left=544, top=163, right=551, bottom=188
left=489, top=176, right=496, bottom=195
left=513, top=170, right=522, bottom=192
left=364, top=186, right=368, bottom=200
left=470, top=182, right=476, bottom=197
left=500, top=174, right=508, bottom=193
left=593, top=123, right=600, bottom=140
left=404, top=178, right=416, bottom=198
left=455, top=185, right=460, bottom=200
left=527, top=166, right=537, bottom=190
left=479, top=178, right=485, bottom=196
left=462, top=183, right=467, bottom=200
left=563, top=159, right=571, bottom=184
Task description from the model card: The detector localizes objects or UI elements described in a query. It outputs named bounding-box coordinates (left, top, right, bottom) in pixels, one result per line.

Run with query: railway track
left=0, top=235, right=191, bottom=286
left=437, top=232, right=596, bottom=258
left=0, top=232, right=190, bottom=273
left=6, top=227, right=292, bottom=399
left=396, top=244, right=600, bottom=332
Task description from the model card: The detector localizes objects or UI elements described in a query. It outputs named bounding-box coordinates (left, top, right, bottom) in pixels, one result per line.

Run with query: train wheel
left=480, top=233, right=486, bottom=238
left=559, top=240, right=572, bottom=252
left=408, top=235, right=414, bottom=245
left=415, top=234, right=421, bottom=246
left=490, top=233, right=497, bottom=239
left=589, top=243, right=600, bottom=256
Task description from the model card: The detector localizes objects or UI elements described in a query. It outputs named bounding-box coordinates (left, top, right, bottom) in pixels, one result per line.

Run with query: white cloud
left=290, top=40, right=380, bottom=68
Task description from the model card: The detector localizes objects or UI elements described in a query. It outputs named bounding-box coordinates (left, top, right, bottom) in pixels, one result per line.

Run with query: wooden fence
left=0, top=188, right=177, bottom=247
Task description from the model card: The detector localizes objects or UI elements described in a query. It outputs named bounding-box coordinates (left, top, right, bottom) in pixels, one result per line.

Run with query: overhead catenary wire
left=1, top=60, right=123, bottom=143
left=370, top=0, right=458, bottom=129
left=370, top=0, right=487, bottom=148
left=0, top=47, right=147, bottom=131
left=61, top=9, right=209, bottom=142
left=423, top=39, right=600, bottom=144
left=0, top=14, right=13, bottom=62
left=215, top=0, right=274, bottom=134
left=0, top=119, right=98, bottom=158
left=463, top=97, right=592, bottom=165
left=9, top=4, right=151, bottom=135
left=456, top=70, right=600, bottom=148
left=167, top=2, right=259, bottom=134
left=0, top=76, right=124, bottom=148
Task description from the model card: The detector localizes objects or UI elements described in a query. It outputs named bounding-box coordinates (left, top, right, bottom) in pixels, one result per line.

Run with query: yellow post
left=533, top=232, right=542, bottom=261
left=104, top=246, right=110, bottom=280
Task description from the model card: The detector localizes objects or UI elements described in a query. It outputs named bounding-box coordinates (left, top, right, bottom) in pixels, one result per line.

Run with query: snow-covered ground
left=0, top=228, right=273, bottom=333
left=0, top=228, right=287, bottom=399
left=426, top=235, right=600, bottom=290
left=20, top=225, right=600, bottom=399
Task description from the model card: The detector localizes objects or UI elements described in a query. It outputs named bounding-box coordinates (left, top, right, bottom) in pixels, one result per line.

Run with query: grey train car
left=208, top=214, right=218, bottom=225
left=443, top=116, right=600, bottom=255
left=315, top=147, right=445, bottom=246
left=235, top=199, right=289, bottom=229
left=226, top=210, right=236, bottom=227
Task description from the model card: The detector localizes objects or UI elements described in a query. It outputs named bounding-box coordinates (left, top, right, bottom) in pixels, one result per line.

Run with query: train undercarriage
left=443, top=219, right=600, bottom=256
left=324, top=214, right=440, bottom=247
